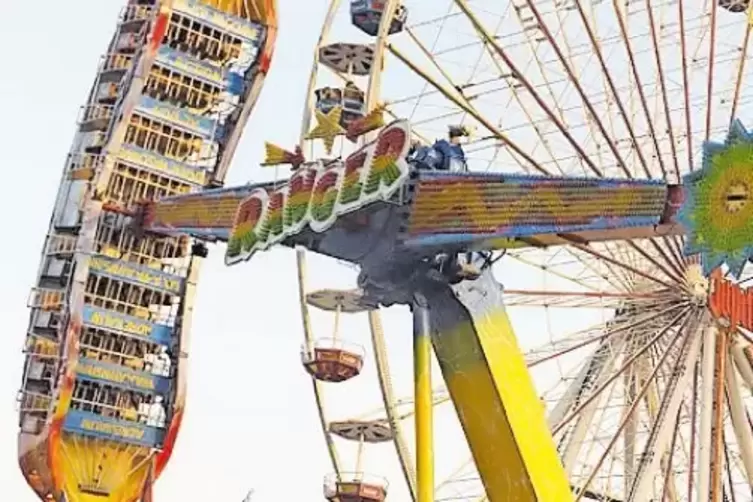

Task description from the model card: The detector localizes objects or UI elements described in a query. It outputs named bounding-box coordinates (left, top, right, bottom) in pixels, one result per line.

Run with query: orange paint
left=709, top=270, right=753, bottom=331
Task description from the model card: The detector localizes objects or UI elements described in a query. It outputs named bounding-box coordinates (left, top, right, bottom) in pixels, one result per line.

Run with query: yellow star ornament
left=306, top=106, right=346, bottom=154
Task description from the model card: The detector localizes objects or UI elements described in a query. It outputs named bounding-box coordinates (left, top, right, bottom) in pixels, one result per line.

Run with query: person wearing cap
left=410, top=125, right=470, bottom=172
left=433, top=125, right=470, bottom=172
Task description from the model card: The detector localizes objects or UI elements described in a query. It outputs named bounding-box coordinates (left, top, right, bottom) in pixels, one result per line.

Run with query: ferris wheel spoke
left=626, top=240, right=687, bottom=287
left=402, top=2, right=455, bottom=122
left=504, top=289, right=670, bottom=309
left=578, top=8, right=643, bottom=177
left=521, top=0, right=634, bottom=179
left=728, top=19, right=752, bottom=123
left=647, top=238, right=688, bottom=281
left=705, top=1, right=719, bottom=142
left=528, top=302, right=689, bottom=369
left=453, top=0, right=604, bottom=177
left=568, top=242, right=684, bottom=292
left=507, top=252, right=627, bottom=293
left=626, top=316, right=703, bottom=501
left=506, top=3, right=586, bottom=176
left=385, top=43, right=548, bottom=174
left=609, top=0, right=670, bottom=180
left=724, top=357, right=753, bottom=488
left=572, top=311, right=695, bottom=501
left=556, top=335, right=630, bottom=475
left=562, top=245, right=638, bottom=293
left=552, top=307, right=693, bottom=436
left=645, top=0, right=682, bottom=182
left=677, top=0, right=695, bottom=172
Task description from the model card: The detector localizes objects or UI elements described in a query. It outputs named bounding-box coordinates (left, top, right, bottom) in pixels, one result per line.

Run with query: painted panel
left=116, top=143, right=208, bottom=185
left=404, top=171, right=667, bottom=246
left=89, top=255, right=183, bottom=294
left=145, top=187, right=256, bottom=235
left=172, top=0, right=264, bottom=42
left=63, top=410, right=163, bottom=447
left=155, top=45, right=224, bottom=86
left=81, top=305, right=172, bottom=345
left=76, top=357, right=171, bottom=394
left=134, top=95, right=216, bottom=138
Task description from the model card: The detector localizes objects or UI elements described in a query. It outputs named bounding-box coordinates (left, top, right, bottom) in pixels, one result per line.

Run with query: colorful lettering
left=284, top=168, right=317, bottom=232
left=363, top=125, right=409, bottom=195
left=151, top=195, right=243, bottom=229
left=77, top=363, right=157, bottom=391
left=309, top=167, right=341, bottom=230
left=340, top=150, right=367, bottom=205
left=80, top=419, right=146, bottom=440
left=225, top=120, right=411, bottom=265
left=227, top=189, right=268, bottom=257
left=174, top=0, right=261, bottom=41
left=266, top=190, right=286, bottom=237
left=118, top=146, right=206, bottom=185
left=89, top=256, right=181, bottom=293
left=88, top=311, right=152, bottom=337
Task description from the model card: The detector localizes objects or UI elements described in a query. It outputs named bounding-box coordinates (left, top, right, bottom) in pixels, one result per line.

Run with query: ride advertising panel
left=405, top=172, right=667, bottom=245
left=76, top=357, right=171, bottom=394
left=155, top=45, right=224, bottom=86
left=143, top=186, right=258, bottom=239
left=225, top=119, right=412, bottom=264
left=172, top=0, right=264, bottom=42
left=135, top=95, right=217, bottom=139
left=116, top=144, right=208, bottom=186
left=81, top=305, right=172, bottom=345
left=89, top=255, right=183, bottom=295
left=63, top=409, right=164, bottom=448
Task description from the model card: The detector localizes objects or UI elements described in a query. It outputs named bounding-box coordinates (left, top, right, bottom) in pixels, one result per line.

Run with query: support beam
left=560, top=339, right=627, bottom=475
left=412, top=295, right=434, bottom=502
left=628, top=324, right=702, bottom=501
left=423, top=261, right=572, bottom=501
left=724, top=346, right=753, bottom=487
left=696, top=324, right=718, bottom=501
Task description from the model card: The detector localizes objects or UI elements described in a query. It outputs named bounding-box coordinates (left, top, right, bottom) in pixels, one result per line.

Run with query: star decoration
left=678, top=119, right=753, bottom=278
left=306, top=106, right=346, bottom=154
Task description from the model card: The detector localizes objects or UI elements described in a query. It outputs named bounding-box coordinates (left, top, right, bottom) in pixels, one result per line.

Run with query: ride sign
left=225, top=120, right=412, bottom=265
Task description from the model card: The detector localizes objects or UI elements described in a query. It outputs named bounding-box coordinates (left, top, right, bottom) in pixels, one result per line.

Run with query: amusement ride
left=15, top=0, right=753, bottom=501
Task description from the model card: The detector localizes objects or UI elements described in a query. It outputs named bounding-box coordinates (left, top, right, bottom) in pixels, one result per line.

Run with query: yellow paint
left=431, top=307, right=572, bottom=502
left=56, top=434, right=151, bottom=502
left=77, top=363, right=157, bottom=392
left=414, top=326, right=434, bottom=502
left=87, top=311, right=153, bottom=338
left=305, top=106, right=346, bottom=154
left=188, top=0, right=276, bottom=25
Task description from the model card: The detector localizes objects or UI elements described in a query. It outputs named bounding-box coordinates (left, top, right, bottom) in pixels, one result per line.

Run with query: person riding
left=410, top=125, right=471, bottom=172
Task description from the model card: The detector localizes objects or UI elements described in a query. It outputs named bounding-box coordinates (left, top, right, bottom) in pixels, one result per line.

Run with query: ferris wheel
left=282, top=0, right=753, bottom=501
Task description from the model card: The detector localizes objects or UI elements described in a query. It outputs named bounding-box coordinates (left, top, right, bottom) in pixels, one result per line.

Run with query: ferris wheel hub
left=685, top=264, right=710, bottom=306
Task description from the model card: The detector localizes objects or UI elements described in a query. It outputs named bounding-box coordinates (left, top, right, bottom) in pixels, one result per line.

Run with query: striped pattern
left=405, top=172, right=667, bottom=246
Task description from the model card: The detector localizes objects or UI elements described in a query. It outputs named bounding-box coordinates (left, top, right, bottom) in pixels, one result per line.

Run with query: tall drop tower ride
left=16, top=1, right=277, bottom=500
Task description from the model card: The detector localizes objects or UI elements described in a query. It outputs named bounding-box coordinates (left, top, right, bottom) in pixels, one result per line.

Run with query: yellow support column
left=424, top=270, right=573, bottom=502
left=413, top=295, right=434, bottom=502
